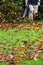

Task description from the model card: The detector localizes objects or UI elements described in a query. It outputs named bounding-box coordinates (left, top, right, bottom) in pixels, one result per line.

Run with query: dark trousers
left=22, top=7, right=29, bottom=18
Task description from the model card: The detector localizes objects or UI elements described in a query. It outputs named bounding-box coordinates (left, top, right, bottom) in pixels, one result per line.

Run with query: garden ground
left=0, top=21, right=43, bottom=65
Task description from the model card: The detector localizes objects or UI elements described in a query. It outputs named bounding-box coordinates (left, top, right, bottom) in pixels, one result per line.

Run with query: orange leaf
left=13, top=55, right=19, bottom=59
left=17, top=48, right=23, bottom=50
left=15, top=64, right=18, bottom=65
left=21, top=53, right=26, bottom=57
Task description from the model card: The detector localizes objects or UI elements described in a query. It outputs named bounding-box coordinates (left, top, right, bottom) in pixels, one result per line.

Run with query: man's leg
left=33, top=5, right=38, bottom=18
left=22, top=7, right=28, bottom=18
left=29, top=11, right=33, bottom=20
left=22, top=0, right=29, bottom=19
left=29, top=5, right=34, bottom=20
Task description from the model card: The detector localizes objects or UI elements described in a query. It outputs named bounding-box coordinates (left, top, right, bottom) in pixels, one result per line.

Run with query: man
left=29, top=0, right=40, bottom=20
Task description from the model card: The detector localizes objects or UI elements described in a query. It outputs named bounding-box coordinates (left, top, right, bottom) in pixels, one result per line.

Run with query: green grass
left=0, top=28, right=43, bottom=53
left=0, top=28, right=43, bottom=44
left=2, top=59, right=43, bottom=65
left=0, top=59, right=43, bottom=65
left=0, top=26, right=43, bottom=65
left=19, top=59, right=43, bottom=65
left=0, top=63, right=6, bottom=65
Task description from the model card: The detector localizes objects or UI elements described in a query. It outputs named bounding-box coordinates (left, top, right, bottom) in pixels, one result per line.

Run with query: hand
left=25, top=4, right=28, bottom=7
left=37, top=2, right=40, bottom=6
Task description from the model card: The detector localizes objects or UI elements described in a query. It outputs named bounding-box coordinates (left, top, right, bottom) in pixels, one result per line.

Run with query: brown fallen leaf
left=2, top=42, right=6, bottom=45
left=33, top=53, right=38, bottom=60
left=39, top=56, right=43, bottom=59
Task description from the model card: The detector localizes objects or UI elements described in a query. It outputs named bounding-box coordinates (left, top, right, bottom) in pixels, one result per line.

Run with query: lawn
left=0, top=59, right=43, bottom=65
left=0, top=22, right=43, bottom=65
